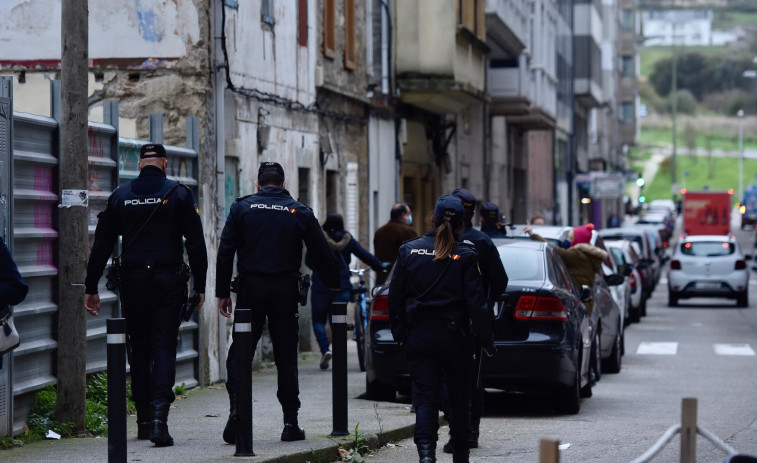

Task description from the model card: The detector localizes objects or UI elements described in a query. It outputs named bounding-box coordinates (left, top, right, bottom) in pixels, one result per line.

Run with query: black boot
left=136, top=404, right=151, bottom=440
left=468, top=417, right=480, bottom=449
left=222, top=393, right=236, bottom=444
left=149, top=403, right=174, bottom=447
left=442, top=437, right=453, bottom=453
left=417, top=441, right=436, bottom=463
left=452, top=448, right=470, bottom=463
left=281, top=423, right=305, bottom=441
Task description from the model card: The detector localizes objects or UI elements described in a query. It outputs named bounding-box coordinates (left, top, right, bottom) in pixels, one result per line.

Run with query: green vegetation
left=0, top=372, right=136, bottom=450
left=638, top=154, right=757, bottom=202
left=640, top=127, right=757, bottom=151
left=713, top=10, right=757, bottom=30
left=639, top=45, right=727, bottom=79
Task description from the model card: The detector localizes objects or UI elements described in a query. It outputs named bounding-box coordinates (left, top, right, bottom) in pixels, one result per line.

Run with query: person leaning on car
left=524, top=223, right=607, bottom=313
left=388, top=194, right=494, bottom=463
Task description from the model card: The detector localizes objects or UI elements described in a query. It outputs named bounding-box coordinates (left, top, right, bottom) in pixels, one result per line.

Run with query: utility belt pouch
left=297, top=273, right=311, bottom=306
left=177, top=263, right=192, bottom=284
left=230, top=275, right=240, bottom=294
left=447, top=318, right=468, bottom=337
left=105, top=256, right=121, bottom=292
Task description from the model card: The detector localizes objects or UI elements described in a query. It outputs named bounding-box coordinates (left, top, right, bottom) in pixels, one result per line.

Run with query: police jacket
left=216, top=186, right=340, bottom=298
left=388, top=232, right=494, bottom=350
left=461, top=223, right=509, bottom=302
left=0, top=237, right=28, bottom=307
left=85, top=166, right=208, bottom=294
left=481, top=225, right=508, bottom=239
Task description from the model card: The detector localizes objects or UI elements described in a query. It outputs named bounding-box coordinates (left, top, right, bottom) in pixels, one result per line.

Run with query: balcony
left=573, top=1, right=603, bottom=108
left=485, top=0, right=528, bottom=57
left=395, top=0, right=489, bottom=114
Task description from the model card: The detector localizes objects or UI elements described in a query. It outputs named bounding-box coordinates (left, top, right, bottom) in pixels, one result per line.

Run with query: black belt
left=120, top=262, right=182, bottom=271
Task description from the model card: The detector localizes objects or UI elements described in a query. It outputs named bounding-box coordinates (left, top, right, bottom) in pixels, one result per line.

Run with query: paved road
left=358, top=219, right=757, bottom=463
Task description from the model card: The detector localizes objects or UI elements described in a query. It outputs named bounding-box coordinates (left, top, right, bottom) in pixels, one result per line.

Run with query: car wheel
left=590, top=332, right=601, bottom=382
left=640, top=294, right=648, bottom=316
left=668, top=290, right=678, bottom=307
left=737, top=289, right=748, bottom=308
left=355, top=310, right=366, bottom=372
left=365, top=377, right=396, bottom=402
left=556, top=356, right=582, bottom=414
left=602, top=325, right=622, bottom=374
left=630, top=303, right=641, bottom=323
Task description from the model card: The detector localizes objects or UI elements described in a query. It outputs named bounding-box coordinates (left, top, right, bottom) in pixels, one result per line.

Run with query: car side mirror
left=605, top=273, right=625, bottom=286
left=580, top=285, right=593, bottom=303
left=618, top=264, right=632, bottom=277
left=371, top=285, right=382, bottom=298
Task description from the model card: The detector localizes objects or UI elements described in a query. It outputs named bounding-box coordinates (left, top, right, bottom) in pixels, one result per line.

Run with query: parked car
left=605, top=240, right=646, bottom=323
left=599, top=227, right=658, bottom=303
left=526, top=227, right=624, bottom=378
left=604, top=243, right=631, bottom=328
left=668, top=235, right=749, bottom=307
left=481, top=240, right=593, bottom=414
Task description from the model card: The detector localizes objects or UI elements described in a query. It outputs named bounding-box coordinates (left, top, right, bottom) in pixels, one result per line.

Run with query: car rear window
left=498, top=247, right=545, bottom=281
left=680, top=241, right=734, bottom=256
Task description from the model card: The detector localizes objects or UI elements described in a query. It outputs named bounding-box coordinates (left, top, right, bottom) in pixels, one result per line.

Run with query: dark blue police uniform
left=216, top=181, right=339, bottom=440
left=388, top=225, right=493, bottom=462
left=480, top=225, right=507, bottom=239
left=85, top=160, right=207, bottom=442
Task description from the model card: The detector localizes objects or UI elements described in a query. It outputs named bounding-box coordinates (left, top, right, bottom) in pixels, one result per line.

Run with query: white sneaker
left=319, top=351, right=332, bottom=370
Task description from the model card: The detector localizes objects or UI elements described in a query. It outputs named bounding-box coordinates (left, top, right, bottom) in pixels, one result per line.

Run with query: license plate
left=695, top=282, right=720, bottom=289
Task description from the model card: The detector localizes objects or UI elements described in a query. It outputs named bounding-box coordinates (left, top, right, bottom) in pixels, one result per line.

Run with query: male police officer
left=216, top=162, right=339, bottom=444
left=85, top=143, right=208, bottom=447
left=445, top=188, right=508, bottom=453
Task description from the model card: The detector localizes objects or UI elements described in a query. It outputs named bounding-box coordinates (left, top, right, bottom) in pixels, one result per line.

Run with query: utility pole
left=671, top=24, right=678, bottom=200
left=57, top=0, right=89, bottom=430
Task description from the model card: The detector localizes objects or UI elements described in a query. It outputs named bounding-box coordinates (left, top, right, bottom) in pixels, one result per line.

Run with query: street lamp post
left=671, top=24, right=678, bottom=198
left=738, top=109, right=744, bottom=203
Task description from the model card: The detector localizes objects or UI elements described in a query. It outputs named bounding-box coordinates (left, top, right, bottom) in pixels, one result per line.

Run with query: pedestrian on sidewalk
left=373, top=203, right=417, bottom=285
left=309, top=213, right=388, bottom=369
left=84, top=143, right=208, bottom=447
left=388, top=194, right=494, bottom=463
left=216, top=162, right=340, bottom=445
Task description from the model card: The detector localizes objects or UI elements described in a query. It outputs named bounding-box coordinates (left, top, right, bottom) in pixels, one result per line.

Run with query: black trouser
left=120, top=269, right=186, bottom=409
left=406, top=319, right=472, bottom=449
left=225, top=275, right=301, bottom=422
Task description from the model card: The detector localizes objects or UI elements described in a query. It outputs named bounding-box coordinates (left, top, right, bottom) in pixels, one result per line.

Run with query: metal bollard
left=234, top=308, right=255, bottom=457
left=331, top=301, right=349, bottom=436
left=107, top=318, right=127, bottom=463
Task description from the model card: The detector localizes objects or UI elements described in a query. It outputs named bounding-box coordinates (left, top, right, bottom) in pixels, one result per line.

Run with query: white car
left=668, top=235, right=749, bottom=307
left=606, top=240, right=644, bottom=323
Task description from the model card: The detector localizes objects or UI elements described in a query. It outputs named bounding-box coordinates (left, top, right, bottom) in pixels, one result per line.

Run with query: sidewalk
left=1, top=342, right=417, bottom=463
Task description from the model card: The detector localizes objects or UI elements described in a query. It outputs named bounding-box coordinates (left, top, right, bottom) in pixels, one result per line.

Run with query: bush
left=650, top=51, right=754, bottom=100
left=668, top=89, right=698, bottom=115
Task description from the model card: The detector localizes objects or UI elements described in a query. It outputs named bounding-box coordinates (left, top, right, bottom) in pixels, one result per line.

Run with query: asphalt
left=1, top=342, right=418, bottom=463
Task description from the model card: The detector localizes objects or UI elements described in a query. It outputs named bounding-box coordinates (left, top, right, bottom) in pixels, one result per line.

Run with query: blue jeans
left=310, top=285, right=351, bottom=355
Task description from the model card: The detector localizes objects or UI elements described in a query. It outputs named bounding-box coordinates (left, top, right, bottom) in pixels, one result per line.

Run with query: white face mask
left=407, top=214, right=413, bottom=225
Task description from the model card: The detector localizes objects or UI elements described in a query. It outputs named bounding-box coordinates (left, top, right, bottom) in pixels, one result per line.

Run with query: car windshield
left=680, top=241, right=734, bottom=257
left=498, top=247, right=545, bottom=281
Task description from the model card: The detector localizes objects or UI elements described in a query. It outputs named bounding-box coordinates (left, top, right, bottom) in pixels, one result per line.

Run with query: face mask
left=407, top=214, right=413, bottom=225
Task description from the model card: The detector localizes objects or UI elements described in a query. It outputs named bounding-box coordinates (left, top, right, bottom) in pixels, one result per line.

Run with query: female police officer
left=388, top=195, right=494, bottom=463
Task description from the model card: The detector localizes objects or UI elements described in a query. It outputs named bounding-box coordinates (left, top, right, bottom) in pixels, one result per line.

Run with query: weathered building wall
left=456, top=104, right=487, bottom=205
left=527, top=130, right=555, bottom=221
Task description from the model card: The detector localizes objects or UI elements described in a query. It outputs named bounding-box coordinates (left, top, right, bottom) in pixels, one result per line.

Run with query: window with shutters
left=457, top=0, right=486, bottom=40
left=344, top=0, right=356, bottom=70
left=323, top=0, right=336, bottom=59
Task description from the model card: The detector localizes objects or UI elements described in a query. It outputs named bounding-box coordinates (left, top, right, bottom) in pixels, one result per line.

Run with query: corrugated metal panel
left=11, top=112, right=59, bottom=433
left=0, top=77, right=13, bottom=437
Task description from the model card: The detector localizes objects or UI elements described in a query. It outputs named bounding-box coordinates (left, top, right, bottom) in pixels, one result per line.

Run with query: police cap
left=480, top=202, right=500, bottom=222
left=139, top=143, right=167, bottom=159
left=451, top=188, right=476, bottom=217
left=434, top=194, right=464, bottom=227
left=258, top=161, right=285, bottom=182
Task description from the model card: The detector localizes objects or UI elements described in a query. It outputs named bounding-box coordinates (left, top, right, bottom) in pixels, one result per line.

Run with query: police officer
left=216, top=162, right=339, bottom=444
left=389, top=195, right=494, bottom=463
left=85, top=143, right=208, bottom=447
left=479, top=202, right=508, bottom=239
left=446, top=188, right=508, bottom=453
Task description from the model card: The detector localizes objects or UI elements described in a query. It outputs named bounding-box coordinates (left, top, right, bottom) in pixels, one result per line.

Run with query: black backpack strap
left=413, top=257, right=453, bottom=303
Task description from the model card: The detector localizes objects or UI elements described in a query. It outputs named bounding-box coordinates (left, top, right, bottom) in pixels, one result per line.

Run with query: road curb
left=257, top=423, right=417, bottom=463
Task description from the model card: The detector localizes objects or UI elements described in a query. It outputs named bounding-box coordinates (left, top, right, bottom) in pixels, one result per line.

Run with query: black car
left=363, top=240, right=594, bottom=414
left=481, top=240, right=593, bottom=414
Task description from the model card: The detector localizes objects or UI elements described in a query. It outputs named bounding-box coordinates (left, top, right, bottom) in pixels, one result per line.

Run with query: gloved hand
left=381, top=262, right=392, bottom=272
